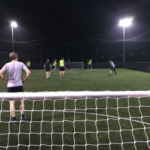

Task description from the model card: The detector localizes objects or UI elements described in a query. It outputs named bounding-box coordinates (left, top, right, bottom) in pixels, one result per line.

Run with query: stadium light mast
left=119, top=18, right=132, bottom=67
left=11, top=21, right=18, bottom=52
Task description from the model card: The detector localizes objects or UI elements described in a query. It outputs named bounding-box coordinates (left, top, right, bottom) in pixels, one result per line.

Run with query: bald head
left=9, top=52, right=18, bottom=61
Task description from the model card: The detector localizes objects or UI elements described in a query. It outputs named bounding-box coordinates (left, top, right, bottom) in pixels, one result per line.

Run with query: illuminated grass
left=0, top=69, right=150, bottom=150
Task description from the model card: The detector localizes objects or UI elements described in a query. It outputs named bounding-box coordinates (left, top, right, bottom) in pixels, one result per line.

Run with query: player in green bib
left=59, top=57, right=65, bottom=77
left=26, top=60, right=31, bottom=70
left=87, top=58, right=93, bottom=72
left=52, top=59, right=57, bottom=73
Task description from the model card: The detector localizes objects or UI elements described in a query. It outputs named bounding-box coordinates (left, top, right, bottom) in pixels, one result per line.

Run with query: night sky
left=0, top=1, right=150, bottom=62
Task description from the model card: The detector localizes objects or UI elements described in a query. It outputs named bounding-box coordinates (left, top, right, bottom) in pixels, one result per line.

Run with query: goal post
left=0, top=91, right=150, bottom=150
left=67, top=62, right=84, bottom=69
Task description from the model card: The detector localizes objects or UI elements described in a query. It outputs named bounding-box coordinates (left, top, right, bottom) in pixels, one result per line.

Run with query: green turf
left=0, top=69, right=150, bottom=150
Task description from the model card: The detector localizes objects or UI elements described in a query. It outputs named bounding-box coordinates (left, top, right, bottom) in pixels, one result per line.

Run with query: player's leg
left=20, top=100, right=27, bottom=120
left=7, top=87, right=17, bottom=124
left=91, top=66, right=93, bottom=72
left=46, top=71, right=48, bottom=78
left=9, top=101, right=16, bottom=119
left=110, top=67, right=113, bottom=75
left=49, top=71, right=50, bottom=78
left=113, top=67, right=117, bottom=75
left=10, top=101, right=19, bottom=125
left=15, top=86, right=27, bottom=120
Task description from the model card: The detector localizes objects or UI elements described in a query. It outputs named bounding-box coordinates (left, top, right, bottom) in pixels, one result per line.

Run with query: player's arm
left=0, top=69, right=8, bottom=82
left=22, top=68, right=31, bottom=83
left=44, top=64, right=45, bottom=70
left=50, top=64, right=52, bottom=69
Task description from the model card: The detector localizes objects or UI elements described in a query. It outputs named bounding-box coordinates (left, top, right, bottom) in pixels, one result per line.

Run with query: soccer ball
left=109, top=71, right=112, bottom=75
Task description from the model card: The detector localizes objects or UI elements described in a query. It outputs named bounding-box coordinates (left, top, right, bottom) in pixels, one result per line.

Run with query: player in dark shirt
left=44, top=59, right=51, bottom=78
left=66, top=60, right=70, bottom=70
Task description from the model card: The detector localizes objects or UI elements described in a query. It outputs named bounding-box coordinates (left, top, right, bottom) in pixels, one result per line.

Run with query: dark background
left=0, top=1, right=150, bottom=63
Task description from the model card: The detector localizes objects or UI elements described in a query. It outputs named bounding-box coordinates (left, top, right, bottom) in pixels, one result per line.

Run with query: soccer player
left=59, top=57, right=65, bottom=77
left=109, top=60, right=117, bottom=75
left=0, top=52, right=31, bottom=125
left=44, top=59, right=51, bottom=78
left=87, top=58, right=93, bottom=72
left=66, top=59, right=70, bottom=70
left=52, top=59, right=57, bottom=73
left=26, top=60, right=31, bottom=70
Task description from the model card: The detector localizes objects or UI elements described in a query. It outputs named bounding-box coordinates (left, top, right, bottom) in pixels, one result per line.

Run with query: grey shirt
left=1, top=61, right=27, bottom=87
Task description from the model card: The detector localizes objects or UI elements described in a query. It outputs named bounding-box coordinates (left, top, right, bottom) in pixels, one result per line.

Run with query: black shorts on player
left=60, top=67, right=64, bottom=71
left=46, top=68, right=50, bottom=71
left=27, top=66, right=31, bottom=69
left=7, top=86, right=24, bottom=92
left=89, top=65, right=91, bottom=68
left=52, top=66, right=55, bottom=70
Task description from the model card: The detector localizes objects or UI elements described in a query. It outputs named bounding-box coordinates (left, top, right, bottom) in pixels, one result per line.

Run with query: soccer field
left=1, top=69, right=150, bottom=150
left=1, top=68, right=150, bottom=92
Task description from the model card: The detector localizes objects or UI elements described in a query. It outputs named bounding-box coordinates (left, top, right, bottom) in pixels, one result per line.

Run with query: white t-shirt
left=1, top=61, right=27, bottom=87
left=110, top=61, right=115, bottom=68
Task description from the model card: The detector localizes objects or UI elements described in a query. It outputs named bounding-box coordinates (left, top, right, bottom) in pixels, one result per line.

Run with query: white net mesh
left=0, top=91, right=150, bottom=150
left=67, top=62, right=84, bottom=69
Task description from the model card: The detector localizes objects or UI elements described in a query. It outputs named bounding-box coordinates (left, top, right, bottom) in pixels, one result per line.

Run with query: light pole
left=119, top=18, right=132, bottom=67
left=11, top=21, right=18, bottom=52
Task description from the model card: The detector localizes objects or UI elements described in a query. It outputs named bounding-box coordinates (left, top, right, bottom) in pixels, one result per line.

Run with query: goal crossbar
left=0, top=91, right=150, bottom=100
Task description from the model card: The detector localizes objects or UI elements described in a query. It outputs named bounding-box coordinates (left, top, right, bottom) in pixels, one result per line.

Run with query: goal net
left=67, top=62, right=84, bottom=69
left=0, top=91, right=150, bottom=150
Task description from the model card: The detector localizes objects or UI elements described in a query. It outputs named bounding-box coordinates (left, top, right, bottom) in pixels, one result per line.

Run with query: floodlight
left=11, top=21, right=18, bottom=27
left=119, top=18, right=133, bottom=27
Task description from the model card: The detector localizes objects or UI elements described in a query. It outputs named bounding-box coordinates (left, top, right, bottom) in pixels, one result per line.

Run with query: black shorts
left=89, top=65, right=92, bottom=68
left=46, top=68, right=50, bottom=71
left=60, top=67, right=64, bottom=71
left=27, top=66, right=31, bottom=69
left=111, top=67, right=115, bottom=70
left=7, top=86, right=24, bottom=92
left=52, top=66, right=55, bottom=69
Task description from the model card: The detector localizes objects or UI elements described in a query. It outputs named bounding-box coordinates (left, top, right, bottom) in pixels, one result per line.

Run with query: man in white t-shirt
left=109, top=60, right=117, bottom=75
left=0, top=52, right=31, bottom=125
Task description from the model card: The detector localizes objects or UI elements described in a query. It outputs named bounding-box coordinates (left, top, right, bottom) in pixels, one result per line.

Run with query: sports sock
left=12, top=117, right=16, bottom=121
left=21, top=114, right=25, bottom=118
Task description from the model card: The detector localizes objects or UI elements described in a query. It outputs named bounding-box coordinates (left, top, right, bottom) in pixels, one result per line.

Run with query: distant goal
left=67, top=62, right=84, bottom=69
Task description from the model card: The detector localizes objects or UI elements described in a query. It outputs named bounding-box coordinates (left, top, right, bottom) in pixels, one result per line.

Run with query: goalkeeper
left=0, top=52, right=31, bottom=125
left=109, top=60, right=117, bottom=75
